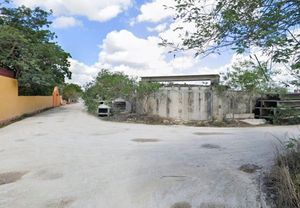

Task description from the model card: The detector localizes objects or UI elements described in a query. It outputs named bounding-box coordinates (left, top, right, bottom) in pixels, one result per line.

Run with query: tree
left=62, top=83, right=83, bottom=103
left=136, top=81, right=161, bottom=113
left=82, top=69, right=137, bottom=113
left=82, top=69, right=161, bottom=114
left=219, top=60, right=286, bottom=118
left=224, top=61, right=272, bottom=93
left=93, top=69, right=137, bottom=101
left=0, top=1, right=71, bottom=95
left=163, top=0, right=300, bottom=82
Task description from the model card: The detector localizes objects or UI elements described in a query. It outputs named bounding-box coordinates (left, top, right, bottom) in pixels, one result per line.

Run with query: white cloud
left=159, top=19, right=197, bottom=47
left=52, top=16, right=82, bottom=29
left=147, top=23, right=168, bottom=33
left=136, top=0, right=175, bottom=23
left=135, top=0, right=217, bottom=24
left=137, top=0, right=219, bottom=54
left=67, top=59, right=101, bottom=86
left=67, top=29, right=218, bottom=85
left=67, top=28, right=233, bottom=86
left=13, top=0, right=133, bottom=22
left=100, top=30, right=167, bottom=68
left=169, top=56, right=198, bottom=71
left=99, top=30, right=174, bottom=76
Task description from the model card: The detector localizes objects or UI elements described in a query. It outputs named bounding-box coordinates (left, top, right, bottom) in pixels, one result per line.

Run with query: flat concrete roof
left=141, top=74, right=220, bottom=83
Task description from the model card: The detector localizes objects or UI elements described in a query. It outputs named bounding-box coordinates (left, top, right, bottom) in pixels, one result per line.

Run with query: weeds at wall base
left=96, top=112, right=258, bottom=127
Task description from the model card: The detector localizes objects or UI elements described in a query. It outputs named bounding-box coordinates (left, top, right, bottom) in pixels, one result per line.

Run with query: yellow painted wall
left=0, top=76, right=56, bottom=124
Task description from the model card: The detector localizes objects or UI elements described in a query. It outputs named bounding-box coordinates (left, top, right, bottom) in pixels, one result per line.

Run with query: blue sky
left=51, top=2, right=148, bottom=65
left=12, top=0, right=235, bottom=85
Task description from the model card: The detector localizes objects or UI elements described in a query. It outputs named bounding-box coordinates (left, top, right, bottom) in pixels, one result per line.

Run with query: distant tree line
left=62, top=83, right=83, bottom=103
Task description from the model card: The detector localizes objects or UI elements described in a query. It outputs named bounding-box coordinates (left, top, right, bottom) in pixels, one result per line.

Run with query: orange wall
left=0, top=76, right=58, bottom=124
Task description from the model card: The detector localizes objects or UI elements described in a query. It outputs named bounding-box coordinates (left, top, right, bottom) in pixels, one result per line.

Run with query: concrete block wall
left=139, top=86, right=254, bottom=121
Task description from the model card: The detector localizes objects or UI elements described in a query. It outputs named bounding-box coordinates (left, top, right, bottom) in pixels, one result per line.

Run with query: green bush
left=273, top=108, right=300, bottom=125
left=82, top=69, right=160, bottom=114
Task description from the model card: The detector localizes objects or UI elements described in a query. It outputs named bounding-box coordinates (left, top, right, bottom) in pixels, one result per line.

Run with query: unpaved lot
left=0, top=103, right=298, bottom=208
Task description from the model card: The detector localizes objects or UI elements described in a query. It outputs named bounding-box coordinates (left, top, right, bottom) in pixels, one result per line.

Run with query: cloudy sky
left=12, top=0, right=236, bottom=85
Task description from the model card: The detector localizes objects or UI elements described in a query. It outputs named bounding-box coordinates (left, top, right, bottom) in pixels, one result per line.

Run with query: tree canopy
left=82, top=69, right=160, bottom=113
left=62, top=83, right=83, bottom=103
left=163, top=0, right=300, bottom=84
left=222, top=60, right=287, bottom=94
left=0, top=1, right=71, bottom=95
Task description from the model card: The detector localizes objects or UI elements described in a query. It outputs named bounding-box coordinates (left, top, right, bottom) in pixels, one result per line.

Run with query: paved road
left=0, top=103, right=298, bottom=208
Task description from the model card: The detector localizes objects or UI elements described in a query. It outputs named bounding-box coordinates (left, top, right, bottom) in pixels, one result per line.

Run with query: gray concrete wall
left=137, top=86, right=255, bottom=121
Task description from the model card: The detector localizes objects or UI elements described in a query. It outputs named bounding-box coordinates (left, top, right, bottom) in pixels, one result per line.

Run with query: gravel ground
left=0, top=103, right=298, bottom=208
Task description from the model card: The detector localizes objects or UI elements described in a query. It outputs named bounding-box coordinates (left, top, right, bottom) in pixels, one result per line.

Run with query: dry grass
left=105, top=114, right=176, bottom=125
left=184, top=119, right=254, bottom=127
left=104, top=114, right=256, bottom=127
left=264, top=138, right=300, bottom=208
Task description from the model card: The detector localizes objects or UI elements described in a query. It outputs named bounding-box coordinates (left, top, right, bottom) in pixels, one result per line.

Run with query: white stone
left=226, top=113, right=255, bottom=119
left=241, top=119, right=267, bottom=125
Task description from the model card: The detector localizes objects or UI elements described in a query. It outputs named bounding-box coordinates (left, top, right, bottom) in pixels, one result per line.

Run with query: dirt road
left=0, top=103, right=298, bottom=208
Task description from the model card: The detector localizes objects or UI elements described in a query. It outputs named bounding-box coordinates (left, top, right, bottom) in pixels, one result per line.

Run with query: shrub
left=273, top=108, right=300, bottom=125
left=265, top=137, right=300, bottom=207
left=82, top=69, right=160, bottom=114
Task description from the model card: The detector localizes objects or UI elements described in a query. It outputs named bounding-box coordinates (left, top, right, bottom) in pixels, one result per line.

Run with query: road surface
left=0, top=103, right=298, bottom=208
